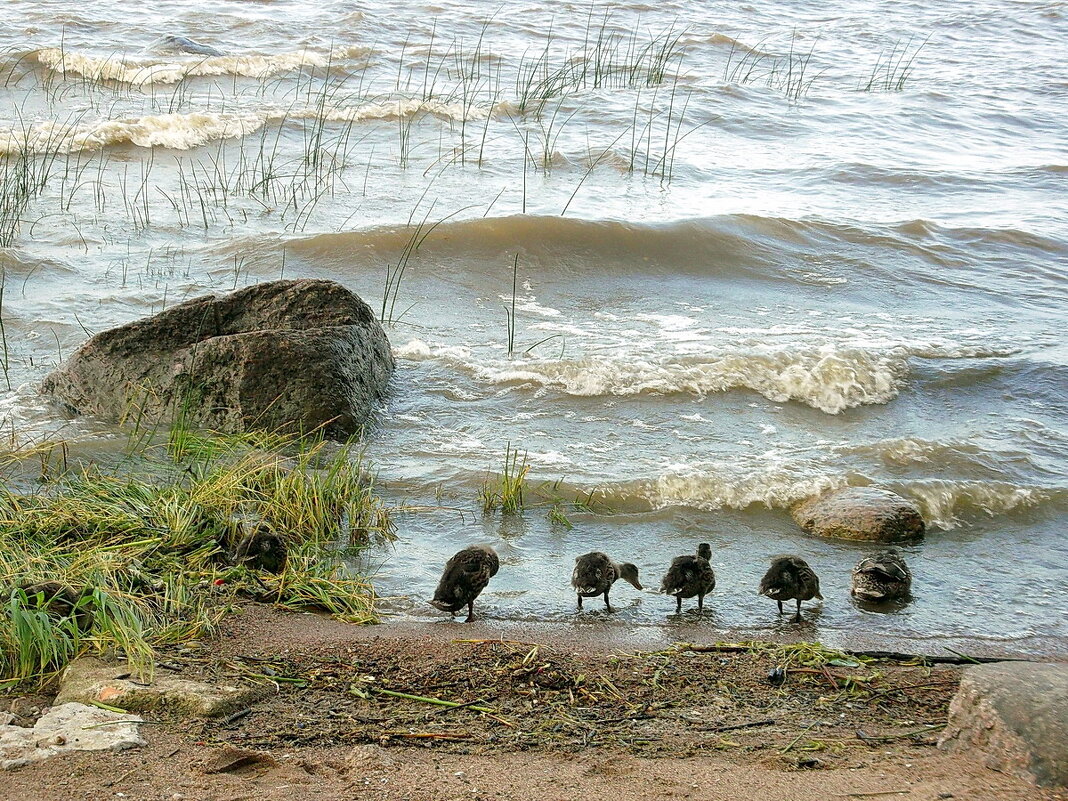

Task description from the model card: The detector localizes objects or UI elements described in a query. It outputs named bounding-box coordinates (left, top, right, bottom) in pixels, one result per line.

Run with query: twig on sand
left=387, top=731, right=472, bottom=741
left=369, top=687, right=497, bottom=713
left=838, top=791, right=912, bottom=798
left=699, top=718, right=776, bottom=733
left=855, top=724, right=943, bottom=742
left=426, top=697, right=490, bottom=716
left=779, top=721, right=819, bottom=753
left=362, top=686, right=515, bottom=727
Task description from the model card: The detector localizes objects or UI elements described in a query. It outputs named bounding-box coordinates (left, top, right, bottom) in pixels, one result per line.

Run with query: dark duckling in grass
left=233, top=522, right=288, bottom=574
left=851, top=548, right=912, bottom=602
left=660, top=543, right=717, bottom=612
left=430, top=545, right=500, bottom=622
left=759, top=554, right=822, bottom=623
left=571, top=552, right=642, bottom=612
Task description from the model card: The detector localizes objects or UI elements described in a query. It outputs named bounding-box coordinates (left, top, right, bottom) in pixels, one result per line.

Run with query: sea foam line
left=34, top=46, right=370, bottom=86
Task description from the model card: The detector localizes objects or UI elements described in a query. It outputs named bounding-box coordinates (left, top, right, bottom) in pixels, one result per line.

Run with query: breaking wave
left=0, top=112, right=265, bottom=154
left=0, top=95, right=495, bottom=155
left=600, top=469, right=1063, bottom=529
left=398, top=337, right=1013, bottom=414
left=33, top=45, right=370, bottom=85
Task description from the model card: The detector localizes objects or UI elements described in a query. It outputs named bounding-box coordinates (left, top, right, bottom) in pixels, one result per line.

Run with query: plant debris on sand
left=163, top=620, right=959, bottom=770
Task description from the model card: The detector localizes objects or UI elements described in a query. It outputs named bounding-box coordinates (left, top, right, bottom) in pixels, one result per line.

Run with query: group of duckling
left=429, top=542, right=913, bottom=623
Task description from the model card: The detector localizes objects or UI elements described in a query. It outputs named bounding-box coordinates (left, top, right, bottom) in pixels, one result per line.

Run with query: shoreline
left=2, top=602, right=1063, bottom=801
left=277, top=608, right=1068, bottom=663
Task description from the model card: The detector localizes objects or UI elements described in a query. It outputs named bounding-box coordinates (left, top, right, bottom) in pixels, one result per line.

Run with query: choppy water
left=2, top=0, right=1066, bottom=654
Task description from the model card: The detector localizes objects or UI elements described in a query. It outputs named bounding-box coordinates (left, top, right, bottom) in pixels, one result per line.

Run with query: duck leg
left=791, top=599, right=803, bottom=624
left=465, top=601, right=476, bottom=623
left=604, top=589, right=613, bottom=612
left=777, top=600, right=784, bottom=615
left=577, top=594, right=583, bottom=610
left=697, top=593, right=704, bottom=611
left=675, top=594, right=682, bottom=613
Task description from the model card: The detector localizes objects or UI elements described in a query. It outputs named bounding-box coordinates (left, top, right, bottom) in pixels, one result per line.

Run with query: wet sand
left=6, top=604, right=1065, bottom=801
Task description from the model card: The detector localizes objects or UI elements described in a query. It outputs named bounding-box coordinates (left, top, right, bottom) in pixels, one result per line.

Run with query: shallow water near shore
left=1, top=1, right=1066, bottom=654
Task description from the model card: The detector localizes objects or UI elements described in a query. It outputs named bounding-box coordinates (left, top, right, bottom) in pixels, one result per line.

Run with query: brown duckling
left=660, top=543, right=717, bottom=612
left=233, top=522, right=288, bottom=574
left=17, top=580, right=94, bottom=633
left=571, top=552, right=642, bottom=612
left=429, top=545, right=499, bottom=622
left=759, top=555, right=823, bottom=623
left=851, top=548, right=912, bottom=602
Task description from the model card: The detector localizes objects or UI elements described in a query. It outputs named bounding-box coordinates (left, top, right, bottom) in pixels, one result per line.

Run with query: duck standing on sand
left=429, top=545, right=499, bottom=622
left=851, top=548, right=912, bottom=602
left=660, top=543, right=717, bottom=612
left=572, top=552, right=642, bottom=611
left=759, top=555, right=823, bottom=623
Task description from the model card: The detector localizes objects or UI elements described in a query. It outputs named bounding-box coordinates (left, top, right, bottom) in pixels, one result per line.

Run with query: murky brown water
left=2, top=0, right=1066, bottom=653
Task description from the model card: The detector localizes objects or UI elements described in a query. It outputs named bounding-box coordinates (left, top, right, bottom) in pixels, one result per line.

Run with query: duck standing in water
left=429, top=545, right=499, bottom=622
left=851, top=548, right=912, bottom=602
left=572, top=552, right=642, bottom=611
left=660, top=543, right=717, bottom=612
left=759, top=555, right=823, bottom=623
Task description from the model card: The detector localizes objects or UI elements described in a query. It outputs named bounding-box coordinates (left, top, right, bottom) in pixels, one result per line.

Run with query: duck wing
left=572, top=552, right=614, bottom=593
left=855, top=552, right=910, bottom=582
left=433, top=547, right=497, bottom=607
left=661, top=555, right=715, bottom=594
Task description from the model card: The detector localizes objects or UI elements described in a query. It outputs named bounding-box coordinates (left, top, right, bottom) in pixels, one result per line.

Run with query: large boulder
left=791, top=486, right=925, bottom=542
left=41, top=279, right=393, bottom=439
left=939, top=662, right=1068, bottom=788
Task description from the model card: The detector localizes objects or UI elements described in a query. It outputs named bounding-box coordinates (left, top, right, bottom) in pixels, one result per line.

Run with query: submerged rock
left=939, top=662, right=1068, bottom=788
left=791, top=486, right=925, bottom=542
left=41, top=279, right=394, bottom=440
left=56, top=656, right=271, bottom=718
left=0, top=702, right=143, bottom=770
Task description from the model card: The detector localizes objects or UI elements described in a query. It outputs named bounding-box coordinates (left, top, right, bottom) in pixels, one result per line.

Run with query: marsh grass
left=0, top=427, right=393, bottom=688
left=861, top=36, right=929, bottom=92
left=479, top=444, right=529, bottom=515
left=723, top=33, right=823, bottom=102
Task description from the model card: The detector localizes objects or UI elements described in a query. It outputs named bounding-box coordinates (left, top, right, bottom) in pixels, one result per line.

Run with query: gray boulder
left=42, top=279, right=393, bottom=440
left=939, top=662, right=1068, bottom=788
left=791, top=486, right=925, bottom=542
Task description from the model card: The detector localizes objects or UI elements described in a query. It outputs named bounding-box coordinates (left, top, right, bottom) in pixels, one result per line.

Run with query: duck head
left=619, top=562, right=642, bottom=590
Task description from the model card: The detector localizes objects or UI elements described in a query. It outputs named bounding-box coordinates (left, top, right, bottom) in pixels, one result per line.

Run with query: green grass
left=479, top=444, right=529, bottom=515
left=0, top=428, right=394, bottom=689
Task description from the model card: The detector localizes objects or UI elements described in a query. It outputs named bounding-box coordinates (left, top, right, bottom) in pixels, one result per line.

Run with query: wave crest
left=34, top=46, right=369, bottom=86
left=0, top=112, right=265, bottom=154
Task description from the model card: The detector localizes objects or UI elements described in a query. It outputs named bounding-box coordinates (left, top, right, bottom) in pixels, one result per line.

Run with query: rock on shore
left=791, top=486, right=925, bottom=542
left=939, top=662, right=1068, bottom=788
left=41, top=279, right=394, bottom=439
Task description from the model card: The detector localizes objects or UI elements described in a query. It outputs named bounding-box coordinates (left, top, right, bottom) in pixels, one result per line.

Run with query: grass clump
left=479, top=444, right=529, bottom=515
left=0, top=429, right=394, bottom=689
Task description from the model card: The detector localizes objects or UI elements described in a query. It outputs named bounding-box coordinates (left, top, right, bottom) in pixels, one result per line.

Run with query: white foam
left=35, top=46, right=371, bottom=86
left=0, top=112, right=265, bottom=154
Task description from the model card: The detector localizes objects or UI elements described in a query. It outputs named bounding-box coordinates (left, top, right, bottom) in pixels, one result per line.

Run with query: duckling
left=17, top=581, right=94, bottom=633
left=660, top=543, right=717, bottom=612
left=851, top=548, right=911, bottom=602
left=233, top=522, right=288, bottom=574
left=429, top=545, right=499, bottom=623
left=572, top=552, right=642, bottom=612
left=759, top=555, right=823, bottom=623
